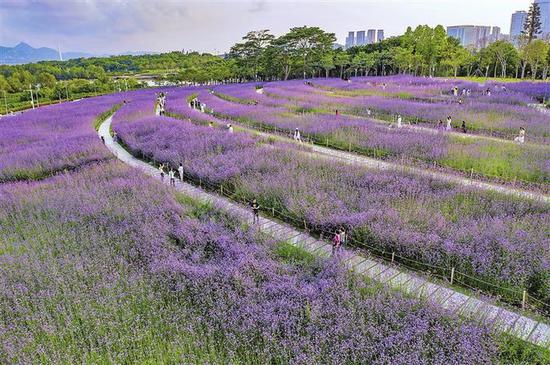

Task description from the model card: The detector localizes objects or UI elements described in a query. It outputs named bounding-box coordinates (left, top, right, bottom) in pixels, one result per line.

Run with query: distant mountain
left=0, top=42, right=92, bottom=65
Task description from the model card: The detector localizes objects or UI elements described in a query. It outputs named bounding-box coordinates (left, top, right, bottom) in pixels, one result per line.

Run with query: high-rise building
left=377, top=30, right=385, bottom=42
left=447, top=25, right=493, bottom=49
left=345, top=31, right=355, bottom=49
left=510, top=10, right=528, bottom=44
left=367, top=29, right=376, bottom=44
left=356, top=31, right=366, bottom=46
left=535, top=0, right=550, bottom=38
left=491, top=26, right=501, bottom=43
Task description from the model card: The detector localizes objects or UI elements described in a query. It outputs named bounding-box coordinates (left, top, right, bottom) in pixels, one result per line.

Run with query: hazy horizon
left=0, top=0, right=535, bottom=55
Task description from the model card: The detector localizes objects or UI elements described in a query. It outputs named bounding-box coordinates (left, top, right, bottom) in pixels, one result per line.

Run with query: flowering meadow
left=185, top=79, right=550, bottom=187
left=113, top=106, right=550, bottom=306
left=1, top=84, right=549, bottom=362
left=0, top=96, right=123, bottom=182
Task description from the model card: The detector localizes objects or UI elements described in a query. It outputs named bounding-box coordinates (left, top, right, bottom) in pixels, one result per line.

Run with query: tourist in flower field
left=514, top=127, right=526, bottom=143
left=446, top=116, right=452, bottom=131
left=178, top=163, right=184, bottom=182
left=250, top=198, right=260, bottom=224
left=437, top=119, right=444, bottom=129
left=293, top=128, right=302, bottom=142
left=335, top=109, right=339, bottom=116
left=100, top=135, right=105, bottom=144
left=331, top=230, right=341, bottom=255
left=112, top=131, right=118, bottom=142
left=159, top=163, right=165, bottom=181
left=461, top=121, right=467, bottom=134
left=366, top=107, right=372, bottom=116
left=168, top=168, right=176, bottom=186
left=208, top=121, right=214, bottom=128
left=339, top=227, right=347, bottom=248
left=227, top=123, right=234, bottom=133
left=397, top=114, right=403, bottom=128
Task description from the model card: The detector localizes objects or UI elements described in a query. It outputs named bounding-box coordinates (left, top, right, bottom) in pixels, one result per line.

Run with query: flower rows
left=113, top=110, right=550, bottom=304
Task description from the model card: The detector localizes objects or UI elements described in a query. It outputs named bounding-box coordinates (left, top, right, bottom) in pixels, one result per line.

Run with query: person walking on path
left=331, top=230, right=341, bottom=255
left=514, top=127, right=526, bottom=143
left=100, top=135, right=105, bottom=144
left=113, top=131, right=118, bottom=143
left=339, top=227, right=347, bottom=249
left=293, top=128, right=302, bottom=142
left=178, top=163, right=184, bottom=182
left=168, top=168, right=176, bottom=187
left=250, top=198, right=260, bottom=224
left=159, top=163, right=166, bottom=182
left=446, top=116, right=452, bottom=131
left=461, top=121, right=467, bottom=134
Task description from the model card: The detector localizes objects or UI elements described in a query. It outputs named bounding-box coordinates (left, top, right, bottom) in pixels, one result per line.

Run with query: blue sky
left=0, top=0, right=535, bottom=54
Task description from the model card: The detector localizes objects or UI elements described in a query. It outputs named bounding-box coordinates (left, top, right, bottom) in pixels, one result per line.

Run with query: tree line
left=1, top=20, right=549, bottom=112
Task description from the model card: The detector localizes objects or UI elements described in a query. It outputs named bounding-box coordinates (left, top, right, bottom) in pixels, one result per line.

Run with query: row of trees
left=1, top=24, right=549, bottom=102
left=229, top=25, right=550, bottom=81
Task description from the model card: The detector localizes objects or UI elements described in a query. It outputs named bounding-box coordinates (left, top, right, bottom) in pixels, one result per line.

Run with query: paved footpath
left=99, top=115, right=549, bottom=348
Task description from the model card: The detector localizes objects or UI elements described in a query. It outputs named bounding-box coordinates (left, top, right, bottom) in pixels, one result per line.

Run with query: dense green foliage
left=1, top=25, right=549, bottom=113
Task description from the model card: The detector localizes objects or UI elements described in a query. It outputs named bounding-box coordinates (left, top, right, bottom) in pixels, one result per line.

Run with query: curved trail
left=99, top=113, right=549, bottom=348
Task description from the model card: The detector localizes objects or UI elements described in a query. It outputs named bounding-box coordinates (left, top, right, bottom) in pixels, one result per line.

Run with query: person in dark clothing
left=461, top=121, right=467, bottom=133
left=100, top=136, right=105, bottom=144
left=250, top=198, right=260, bottom=224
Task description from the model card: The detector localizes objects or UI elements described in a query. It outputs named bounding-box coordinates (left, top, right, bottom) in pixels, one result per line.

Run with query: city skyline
left=0, top=0, right=538, bottom=54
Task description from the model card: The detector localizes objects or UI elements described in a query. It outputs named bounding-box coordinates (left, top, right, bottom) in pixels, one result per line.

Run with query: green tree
left=524, top=39, right=549, bottom=79
left=229, top=30, right=274, bottom=80
left=334, top=51, right=350, bottom=78
left=523, top=2, right=542, bottom=44
left=319, top=52, right=335, bottom=77
left=353, top=51, right=376, bottom=76
left=483, top=41, right=519, bottom=78
left=391, top=47, right=414, bottom=74
left=281, top=26, right=336, bottom=79
left=37, top=72, right=57, bottom=88
left=0, top=75, right=10, bottom=92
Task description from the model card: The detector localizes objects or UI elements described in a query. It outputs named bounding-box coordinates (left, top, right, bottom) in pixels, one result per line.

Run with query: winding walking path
left=99, top=114, right=550, bottom=348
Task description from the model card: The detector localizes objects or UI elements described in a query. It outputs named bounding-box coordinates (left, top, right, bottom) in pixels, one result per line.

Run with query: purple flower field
left=0, top=95, right=123, bottom=181
left=179, top=80, right=550, bottom=187
left=1, top=84, right=549, bottom=362
left=113, top=110, right=550, bottom=304
left=1, top=89, right=522, bottom=363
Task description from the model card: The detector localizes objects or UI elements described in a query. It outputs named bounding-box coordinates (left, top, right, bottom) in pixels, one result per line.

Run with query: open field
left=1, top=79, right=549, bottom=362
